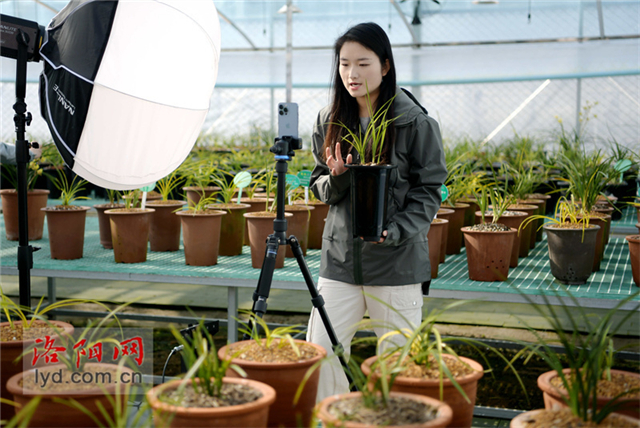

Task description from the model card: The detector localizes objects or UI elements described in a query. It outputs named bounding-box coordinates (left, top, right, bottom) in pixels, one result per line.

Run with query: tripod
left=245, top=135, right=356, bottom=389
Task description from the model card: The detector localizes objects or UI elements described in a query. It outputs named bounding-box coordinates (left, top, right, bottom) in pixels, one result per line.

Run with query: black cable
left=162, top=345, right=183, bottom=384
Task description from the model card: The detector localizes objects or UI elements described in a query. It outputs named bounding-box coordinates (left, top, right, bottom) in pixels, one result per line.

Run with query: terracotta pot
left=526, top=194, right=551, bottom=242
left=361, top=354, right=483, bottom=428
left=577, top=214, right=611, bottom=272
left=146, top=377, right=276, bottom=428
left=177, top=210, right=226, bottom=266
left=427, top=219, right=447, bottom=278
left=6, top=362, right=134, bottom=428
left=105, top=208, right=155, bottom=263
left=544, top=224, right=600, bottom=285
left=244, top=212, right=290, bottom=269
left=592, top=205, right=614, bottom=246
left=316, top=391, right=453, bottom=428
left=233, top=197, right=271, bottom=246
left=506, top=204, right=537, bottom=258
left=519, top=199, right=544, bottom=249
left=0, top=320, right=74, bottom=420
left=436, top=208, right=454, bottom=263
left=94, top=203, right=125, bottom=249
left=441, top=203, right=469, bottom=255
left=218, top=339, right=326, bottom=428
left=183, top=186, right=220, bottom=208
left=207, top=203, right=250, bottom=256
left=462, top=226, right=516, bottom=282
left=284, top=205, right=314, bottom=257
left=637, top=222, right=640, bottom=234
left=626, top=235, right=640, bottom=287
left=475, top=211, right=527, bottom=268
left=293, top=200, right=329, bottom=249
left=637, top=207, right=640, bottom=223
left=0, top=189, right=49, bottom=241
left=42, top=206, right=91, bottom=260
left=510, top=408, right=640, bottom=428
left=537, top=368, right=640, bottom=419
left=146, top=201, right=187, bottom=252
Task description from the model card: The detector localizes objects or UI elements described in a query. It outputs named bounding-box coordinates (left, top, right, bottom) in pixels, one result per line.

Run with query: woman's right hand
left=326, top=142, right=353, bottom=176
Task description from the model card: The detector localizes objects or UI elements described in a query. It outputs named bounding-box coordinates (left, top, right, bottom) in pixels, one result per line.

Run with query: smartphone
left=278, top=102, right=298, bottom=139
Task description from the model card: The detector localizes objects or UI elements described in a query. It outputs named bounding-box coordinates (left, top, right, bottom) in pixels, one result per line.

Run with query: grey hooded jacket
left=309, top=87, right=447, bottom=286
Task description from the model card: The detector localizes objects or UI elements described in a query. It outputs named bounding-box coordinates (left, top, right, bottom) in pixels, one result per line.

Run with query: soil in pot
left=510, top=408, right=639, bottom=428
left=427, top=219, right=447, bottom=278
left=1, top=189, right=49, bottom=241
left=362, top=354, right=483, bottom=428
left=284, top=204, right=314, bottom=258
left=94, top=203, right=125, bottom=249
left=544, top=223, right=600, bottom=285
left=244, top=211, right=290, bottom=269
left=147, top=377, right=276, bottom=428
left=43, top=205, right=91, bottom=260
left=293, top=200, right=329, bottom=249
left=219, top=339, right=326, bottom=428
left=177, top=209, right=226, bottom=266
left=462, top=223, right=516, bottom=282
left=626, top=235, right=640, bottom=287
left=0, top=320, right=74, bottom=420
left=207, top=203, right=250, bottom=256
left=105, top=208, right=155, bottom=263
left=146, top=200, right=187, bottom=252
left=436, top=208, right=454, bottom=263
left=317, top=391, right=453, bottom=428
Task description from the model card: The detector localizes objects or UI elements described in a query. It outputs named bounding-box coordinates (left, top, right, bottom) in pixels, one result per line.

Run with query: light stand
left=1, top=15, right=45, bottom=308
left=245, top=135, right=357, bottom=390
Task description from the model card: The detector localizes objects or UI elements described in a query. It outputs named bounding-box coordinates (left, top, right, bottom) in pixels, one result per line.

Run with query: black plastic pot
left=346, top=164, right=397, bottom=242
left=544, top=224, right=600, bottom=285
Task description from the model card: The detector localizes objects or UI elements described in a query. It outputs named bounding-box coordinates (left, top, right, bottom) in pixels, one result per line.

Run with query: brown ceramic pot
left=316, top=391, right=453, bottom=428
left=207, top=203, right=251, bottom=256
left=441, top=203, right=469, bottom=255
left=507, top=204, right=537, bottom=258
left=182, top=186, right=220, bottom=208
left=592, top=205, right=614, bottom=246
left=177, top=210, right=226, bottom=266
left=233, top=197, right=271, bottom=246
left=1, top=189, right=49, bottom=241
left=219, top=339, right=326, bottom=428
left=427, top=219, right=447, bottom=278
left=361, top=354, right=483, bottom=428
left=0, top=320, right=74, bottom=420
left=475, top=211, right=528, bottom=268
left=436, top=208, right=454, bottom=263
left=146, top=377, right=276, bottom=428
left=284, top=205, right=314, bottom=257
left=519, top=199, right=544, bottom=249
left=626, top=235, right=640, bottom=287
left=293, top=200, right=329, bottom=249
left=537, top=368, right=640, bottom=419
left=577, top=213, right=611, bottom=272
left=105, top=208, right=155, bottom=263
left=42, top=206, right=91, bottom=260
left=462, top=226, right=516, bottom=282
left=244, top=212, right=290, bottom=269
left=526, top=194, right=551, bottom=242
left=459, top=197, right=479, bottom=229
left=510, top=408, right=639, bottom=428
left=146, top=200, right=187, bottom=252
left=94, top=203, right=125, bottom=249
left=6, top=362, right=134, bottom=428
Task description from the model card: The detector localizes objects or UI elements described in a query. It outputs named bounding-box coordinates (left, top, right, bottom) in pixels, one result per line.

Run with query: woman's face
left=339, top=41, right=389, bottom=110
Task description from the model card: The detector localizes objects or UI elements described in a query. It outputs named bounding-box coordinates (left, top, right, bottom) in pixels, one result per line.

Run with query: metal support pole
left=47, top=277, right=57, bottom=319
left=227, top=287, right=238, bottom=343
left=596, top=0, right=605, bottom=39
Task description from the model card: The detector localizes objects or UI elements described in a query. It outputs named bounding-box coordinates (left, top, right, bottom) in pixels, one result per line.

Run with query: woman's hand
left=326, top=142, right=353, bottom=176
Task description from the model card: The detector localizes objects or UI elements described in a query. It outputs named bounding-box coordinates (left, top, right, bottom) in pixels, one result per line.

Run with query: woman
left=307, top=22, right=447, bottom=400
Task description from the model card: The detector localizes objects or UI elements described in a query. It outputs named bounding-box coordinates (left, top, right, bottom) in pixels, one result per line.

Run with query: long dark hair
left=323, top=22, right=397, bottom=164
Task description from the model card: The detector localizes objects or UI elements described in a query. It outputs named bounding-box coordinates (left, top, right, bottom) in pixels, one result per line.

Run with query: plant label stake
left=614, top=159, right=632, bottom=183
left=233, top=171, right=252, bottom=203
left=297, top=170, right=311, bottom=204
left=140, top=182, right=155, bottom=209
left=286, top=174, right=300, bottom=205
left=436, top=185, right=449, bottom=219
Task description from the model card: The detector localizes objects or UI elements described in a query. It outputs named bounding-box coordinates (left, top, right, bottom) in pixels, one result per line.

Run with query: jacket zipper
left=353, top=238, right=363, bottom=285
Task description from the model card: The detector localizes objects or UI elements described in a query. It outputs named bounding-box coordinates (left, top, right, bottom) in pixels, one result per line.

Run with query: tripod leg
left=245, top=234, right=280, bottom=340
left=288, top=236, right=357, bottom=391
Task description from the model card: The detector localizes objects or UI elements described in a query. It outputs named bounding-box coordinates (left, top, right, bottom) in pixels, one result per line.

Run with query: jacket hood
left=392, top=86, right=427, bottom=127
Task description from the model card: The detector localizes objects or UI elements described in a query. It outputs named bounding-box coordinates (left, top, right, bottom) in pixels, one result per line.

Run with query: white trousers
left=306, top=277, right=423, bottom=401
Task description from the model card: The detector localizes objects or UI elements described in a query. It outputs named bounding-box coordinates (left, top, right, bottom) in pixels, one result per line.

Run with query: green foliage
left=510, top=287, right=640, bottom=424
left=210, top=170, right=237, bottom=205
left=331, top=84, right=399, bottom=165
left=237, top=312, right=302, bottom=356
left=1, top=396, right=42, bottom=428
left=123, top=189, right=141, bottom=210
left=155, top=171, right=183, bottom=202
left=1, top=159, right=43, bottom=191
left=105, top=189, right=121, bottom=205
left=558, top=150, right=611, bottom=214
left=171, top=321, right=246, bottom=399
left=39, top=143, right=64, bottom=167
left=50, top=169, right=89, bottom=206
